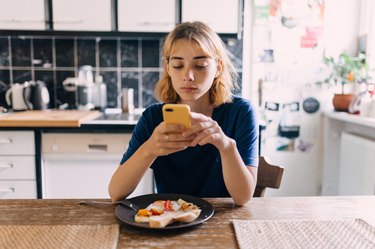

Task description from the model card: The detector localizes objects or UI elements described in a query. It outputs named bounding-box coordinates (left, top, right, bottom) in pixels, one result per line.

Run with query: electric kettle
left=23, top=81, right=50, bottom=110
left=5, top=82, right=29, bottom=111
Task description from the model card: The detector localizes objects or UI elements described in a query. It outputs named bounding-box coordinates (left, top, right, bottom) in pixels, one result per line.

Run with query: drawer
left=0, top=131, right=35, bottom=155
left=0, top=180, right=37, bottom=199
left=0, top=156, right=36, bottom=180
left=42, top=133, right=132, bottom=154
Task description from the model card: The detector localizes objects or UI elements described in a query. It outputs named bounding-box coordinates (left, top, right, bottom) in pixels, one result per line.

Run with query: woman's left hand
left=182, top=112, right=233, bottom=151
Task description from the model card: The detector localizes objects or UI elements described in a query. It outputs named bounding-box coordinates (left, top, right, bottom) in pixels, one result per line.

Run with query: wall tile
left=33, top=38, right=53, bottom=68
left=11, top=37, right=31, bottom=67
left=77, top=39, right=96, bottom=67
left=0, top=70, right=10, bottom=107
left=141, top=40, right=160, bottom=68
left=142, top=71, right=160, bottom=107
left=224, top=38, right=243, bottom=68
left=0, top=69, right=10, bottom=84
left=99, top=39, right=117, bottom=67
left=55, top=38, right=74, bottom=67
left=0, top=33, right=243, bottom=110
left=13, top=70, right=31, bottom=83
left=0, top=37, right=9, bottom=66
left=121, top=40, right=138, bottom=67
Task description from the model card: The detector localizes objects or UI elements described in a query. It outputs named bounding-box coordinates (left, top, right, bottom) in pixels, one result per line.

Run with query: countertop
left=323, top=110, right=375, bottom=129
left=0, top=110, right=142, bottom=128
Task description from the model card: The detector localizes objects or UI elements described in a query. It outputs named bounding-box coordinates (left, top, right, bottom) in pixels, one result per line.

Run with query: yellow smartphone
left=162, top=104, right=191, bottom=129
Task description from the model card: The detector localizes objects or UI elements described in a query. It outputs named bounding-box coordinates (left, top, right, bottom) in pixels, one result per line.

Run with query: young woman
left=108, top=21, right=258, bottom=206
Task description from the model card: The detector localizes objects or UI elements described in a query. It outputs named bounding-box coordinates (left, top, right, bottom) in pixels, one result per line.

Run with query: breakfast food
left=134, top=198, right=201, bottom=228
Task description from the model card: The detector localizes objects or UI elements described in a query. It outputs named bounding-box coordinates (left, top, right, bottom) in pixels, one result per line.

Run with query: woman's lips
left=180, top=87, right=197, bottom=93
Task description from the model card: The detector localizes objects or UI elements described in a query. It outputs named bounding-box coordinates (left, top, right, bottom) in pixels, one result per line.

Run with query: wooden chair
left=254, top=156, right=284, bottom=197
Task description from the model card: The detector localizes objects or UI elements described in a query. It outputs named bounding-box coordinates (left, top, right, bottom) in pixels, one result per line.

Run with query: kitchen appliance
left=77, top=65, right=95, bottom=110
left=23, top=81, right=50, bottom=110
left=62, top=77, right=79, bottom=109
left=41, top=133, right=154, bottom=198
left=5, top=83, right=29, bottom=111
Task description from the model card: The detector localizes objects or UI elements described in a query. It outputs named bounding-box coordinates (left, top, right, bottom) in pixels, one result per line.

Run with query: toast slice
left=134, top=198, right=201, bottom=228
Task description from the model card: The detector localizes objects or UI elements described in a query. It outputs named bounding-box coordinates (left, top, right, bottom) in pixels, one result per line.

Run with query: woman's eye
left=195, top=64, right=208, bottom=69
left=172, top=64, right=183, bottom=69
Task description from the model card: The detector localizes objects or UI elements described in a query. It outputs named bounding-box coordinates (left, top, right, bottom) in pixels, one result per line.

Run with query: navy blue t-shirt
left=120, top=96, right=259, bottom=197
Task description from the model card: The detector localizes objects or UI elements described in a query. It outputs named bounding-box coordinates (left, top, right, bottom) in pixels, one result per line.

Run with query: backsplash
left=0, top=34, right=243, bottom=109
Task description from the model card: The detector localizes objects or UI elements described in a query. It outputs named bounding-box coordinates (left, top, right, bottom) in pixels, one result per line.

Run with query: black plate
left=115, top=193, right=214, bottom=230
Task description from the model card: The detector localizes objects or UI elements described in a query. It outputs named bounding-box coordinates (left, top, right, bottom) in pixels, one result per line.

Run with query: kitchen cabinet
left=117, top=0, right=176, bottom=32
left=339, top=132, right=375, bottom=195
left=182, top=0, right=240, bottom=34
left=322, top=111, right=375, bottom=195
left=0, top=131, right=37, bottom=199
left=0, top=0, right=45, bottom=30
left=52, top=0, right=111, bottom=31
left=41, top=132, right=153, bottom=198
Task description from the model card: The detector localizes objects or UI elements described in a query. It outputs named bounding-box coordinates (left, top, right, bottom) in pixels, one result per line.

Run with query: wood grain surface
left=0, top=110, right=101, bottom=127
left=0, top=196, right=374, bottom=249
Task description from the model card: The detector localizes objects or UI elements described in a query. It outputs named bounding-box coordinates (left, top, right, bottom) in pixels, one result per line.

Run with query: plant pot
left=332, top=93, right=355, bottom=112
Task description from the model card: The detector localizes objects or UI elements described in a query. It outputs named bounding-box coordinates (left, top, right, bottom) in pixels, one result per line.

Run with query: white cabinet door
left=182, top=0, right=239, bottom=34
left=0, top=180, right=37, bottom=199
left=0, top=131, right=35, bottom=155
left=53, top=0, right=111, bottom=31
left=339, top=132, right=375, bottom=195
left=0, top=0, right=45, bottom=30
left=118, top=0, right=176, bottom=32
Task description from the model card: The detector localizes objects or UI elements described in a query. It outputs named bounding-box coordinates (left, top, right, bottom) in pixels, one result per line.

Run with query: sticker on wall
left=302, top=97, right=320, bottom=113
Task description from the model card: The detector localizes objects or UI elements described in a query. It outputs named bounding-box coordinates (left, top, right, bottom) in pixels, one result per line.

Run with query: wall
left=0, top=34, right=243, bottom=109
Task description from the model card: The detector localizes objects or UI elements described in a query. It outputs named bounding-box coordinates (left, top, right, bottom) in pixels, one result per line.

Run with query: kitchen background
left=1, top=0, right=375, bottom=199
left=0, top=35, right=242, bottom=109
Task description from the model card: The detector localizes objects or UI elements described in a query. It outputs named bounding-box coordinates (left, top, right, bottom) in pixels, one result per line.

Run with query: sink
left=86, top=112, right=141, bottom=125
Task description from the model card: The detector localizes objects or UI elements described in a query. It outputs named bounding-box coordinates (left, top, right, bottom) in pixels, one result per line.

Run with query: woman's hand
left=146, top=122, right=195, bottom=157
left=183, top=112, right=233, bottom=152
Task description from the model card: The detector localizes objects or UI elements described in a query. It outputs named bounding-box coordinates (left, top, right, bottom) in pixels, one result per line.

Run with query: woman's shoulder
left=139, top=102, right=164, bottom=122
left=227, top=96, right=255, bottom=112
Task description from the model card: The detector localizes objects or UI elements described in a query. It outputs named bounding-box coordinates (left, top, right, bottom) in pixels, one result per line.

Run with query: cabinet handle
left=0, top=19, right=44, bottom=23
left=0, top=138, right=12, bottom=144
left=0, top=163, right=13, bottom=169
left=0, top=188, right=15, bottom=193
left=137, top=22, right=173, bottom=26
left=53, top=20, right=84, bottom=24
left=88, top=144, right=108, bottom=152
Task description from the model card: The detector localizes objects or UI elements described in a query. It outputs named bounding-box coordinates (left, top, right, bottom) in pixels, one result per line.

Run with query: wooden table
left=1, top=196, right=374, bottom=248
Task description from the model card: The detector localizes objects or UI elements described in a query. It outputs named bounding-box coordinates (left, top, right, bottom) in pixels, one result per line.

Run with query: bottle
left=122, top=88, right=134, bottom=114
left=95, top=75, right=107, bottom=111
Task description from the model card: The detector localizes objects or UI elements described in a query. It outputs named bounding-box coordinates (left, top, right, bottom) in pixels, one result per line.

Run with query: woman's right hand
left=145, top=122, right=195, bottom=157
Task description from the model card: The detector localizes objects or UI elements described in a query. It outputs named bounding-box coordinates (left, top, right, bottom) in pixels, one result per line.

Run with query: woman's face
left=167, top=39, right=222, bottom=104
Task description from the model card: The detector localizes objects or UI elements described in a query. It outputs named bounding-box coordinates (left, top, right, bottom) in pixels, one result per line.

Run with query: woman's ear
left=215, top=59, right=223, bottom=78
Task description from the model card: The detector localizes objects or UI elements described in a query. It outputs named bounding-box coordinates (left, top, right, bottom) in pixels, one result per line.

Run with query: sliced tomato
left=150, top=208, right=163, bottom=215
left=164, top=199, right=173, bottom=211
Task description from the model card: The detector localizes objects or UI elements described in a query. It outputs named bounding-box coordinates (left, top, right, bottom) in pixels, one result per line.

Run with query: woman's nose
left=182, top=68, right=194, bottom=81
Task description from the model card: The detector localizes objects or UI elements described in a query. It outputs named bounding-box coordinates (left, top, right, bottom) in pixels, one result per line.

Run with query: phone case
left=162, top=104, right=191, bottom=128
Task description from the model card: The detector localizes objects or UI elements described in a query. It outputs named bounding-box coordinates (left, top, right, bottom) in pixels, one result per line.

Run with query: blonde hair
left=155, top=21, right=238, bottom=106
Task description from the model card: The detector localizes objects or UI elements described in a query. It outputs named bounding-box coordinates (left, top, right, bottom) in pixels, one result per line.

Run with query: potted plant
left=323, top=52, right=369, bottom=111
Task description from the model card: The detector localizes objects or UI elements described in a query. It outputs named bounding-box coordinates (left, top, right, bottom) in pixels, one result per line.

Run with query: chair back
left=254, top=156, right=284, bottom=197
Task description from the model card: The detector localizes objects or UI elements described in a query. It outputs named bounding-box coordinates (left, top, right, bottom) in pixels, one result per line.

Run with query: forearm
left=108, top=140, right=156, bottom=201
left=220, top=139, right=257, bottom=206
